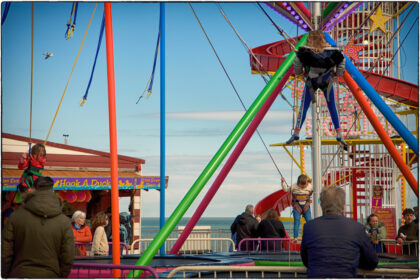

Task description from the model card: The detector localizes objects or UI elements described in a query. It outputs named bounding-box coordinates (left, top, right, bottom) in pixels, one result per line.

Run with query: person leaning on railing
left=71, top=210, right=92, bottom=256
left=365, top=214, right=387, bottom=253
left=396, top=208, right=419, bottom=255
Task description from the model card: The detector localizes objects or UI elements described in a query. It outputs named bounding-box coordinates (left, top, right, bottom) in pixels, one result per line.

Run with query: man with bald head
left=300, top=186, right=378, bottom=278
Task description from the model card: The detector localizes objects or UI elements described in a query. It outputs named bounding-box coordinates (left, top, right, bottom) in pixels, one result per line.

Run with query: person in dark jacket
left=231, top=204, right=258, bottom=251
left=257, top=208, right=286, bottom=251
left=396, top=208, right=419, bottom=255
left=301, top=186, right=378, bottom=278
left=1, top=176, right=75, bottom=278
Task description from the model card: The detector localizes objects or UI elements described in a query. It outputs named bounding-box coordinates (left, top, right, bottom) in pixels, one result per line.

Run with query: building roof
left=2, top=133, right=145, bottom=172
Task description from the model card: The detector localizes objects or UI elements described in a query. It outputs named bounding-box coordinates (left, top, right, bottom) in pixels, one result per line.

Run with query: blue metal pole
left=324, top=33, right=418, bottom=155
left=159, top=2, right=166, bottom=256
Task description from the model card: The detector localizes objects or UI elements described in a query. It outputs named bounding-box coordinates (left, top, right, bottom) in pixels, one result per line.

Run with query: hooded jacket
left=365, top=222, right=387, bottom=241
left=1, top=190, right=75, bottom=278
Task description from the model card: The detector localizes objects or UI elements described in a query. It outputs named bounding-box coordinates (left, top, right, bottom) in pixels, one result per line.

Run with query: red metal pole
left=343, top=71, right=418, bottom=196
left=104, top=3, right=121, bottom=277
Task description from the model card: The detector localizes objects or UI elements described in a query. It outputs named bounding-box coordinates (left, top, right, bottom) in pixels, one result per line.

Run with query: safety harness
left=292, top=192, right=312, bottom=215
left=297, top=46, right=344, bottom=102
left=17, top=162, right=43, bottom=192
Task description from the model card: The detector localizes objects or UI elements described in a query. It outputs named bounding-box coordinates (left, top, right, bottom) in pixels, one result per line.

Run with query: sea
left=141, top=217, right=294, bottom=238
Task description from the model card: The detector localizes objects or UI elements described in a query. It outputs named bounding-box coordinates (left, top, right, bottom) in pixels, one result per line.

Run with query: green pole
left=129, top=34, right=308, bottom=278
left=322, top=2, right=339, bottom=19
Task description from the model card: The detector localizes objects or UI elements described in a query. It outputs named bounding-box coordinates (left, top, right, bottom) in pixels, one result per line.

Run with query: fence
left=75, top=242, right=129, bottom=256
left=237, top=238, right=300, bottom=252
left=70, top=263, right=158, bottom=278
left=380, top=240, right=418, bottom=256
left=167, top=265, right=418, bottom=278
left=130, top=237, right=235, bottom=254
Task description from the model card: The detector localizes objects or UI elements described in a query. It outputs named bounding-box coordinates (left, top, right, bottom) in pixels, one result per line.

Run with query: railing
left=75, top=242, right=129, bottom=256
left=380, top=239, right=418, bottom=256
left=167, top=265, right=418, bottom=278
left=237, top=238, right=300, bottom=252
left=130, top=237, right=235, bottom=254
left=71, top=263, right=158, bottom=278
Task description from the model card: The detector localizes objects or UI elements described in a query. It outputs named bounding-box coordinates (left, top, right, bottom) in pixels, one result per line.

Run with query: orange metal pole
left=104, top=3, right=121, bottom=277
left=343, top=71, right=418, bottom=196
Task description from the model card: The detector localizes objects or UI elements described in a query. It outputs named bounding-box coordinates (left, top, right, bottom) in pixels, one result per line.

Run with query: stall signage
left=2, top=176, right=168, bottom=191
left=371, top=185, right=383, bottom=209
left=372, top=208, right=396, bottom=239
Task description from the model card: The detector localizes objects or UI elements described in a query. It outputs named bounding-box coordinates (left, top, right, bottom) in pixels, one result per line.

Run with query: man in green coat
left=2, top=176, right=75, bottom=278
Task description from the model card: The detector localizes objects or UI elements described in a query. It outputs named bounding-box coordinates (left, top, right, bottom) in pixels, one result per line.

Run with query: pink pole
left=170, top=68, right=294, bottom=254
left=295, top=2, right=311, bottom=20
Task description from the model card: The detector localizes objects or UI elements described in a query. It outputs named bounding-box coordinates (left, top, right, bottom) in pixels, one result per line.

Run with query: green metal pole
left=129, top=34, right=308, bottom=278
left=322, top=2, right=339, bottom=18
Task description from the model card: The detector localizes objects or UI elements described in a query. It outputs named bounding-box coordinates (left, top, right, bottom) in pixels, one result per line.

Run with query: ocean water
left=141, top=217, right=294, bottom=238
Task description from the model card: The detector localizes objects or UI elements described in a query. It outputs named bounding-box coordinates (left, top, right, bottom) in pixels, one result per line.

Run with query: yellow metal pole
left=401, top=143, right=407, bottom=211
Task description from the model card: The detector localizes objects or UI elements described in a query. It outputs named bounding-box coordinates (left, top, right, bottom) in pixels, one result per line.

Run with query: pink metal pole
left=170, top=68, right=294, bottom=254
left=104, top=3, right=121, bottom=277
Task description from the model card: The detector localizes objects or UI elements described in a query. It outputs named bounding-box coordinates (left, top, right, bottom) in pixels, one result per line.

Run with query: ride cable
left=45, top=3, right=98, bottom=144
left=217, top=3, right=295, bottom=110
left=188, top=3, right=285, bottom=179
left=65, top=2, right=78, bottom=40
left=136, top=24, right=160, bottom=103
left=80, top=13, right=105, bottom=106
left=257, top=3, right=297, bottom=51
left=216, top=3, right=269, bottom=80
left=345, top=3, right=381, bottom=46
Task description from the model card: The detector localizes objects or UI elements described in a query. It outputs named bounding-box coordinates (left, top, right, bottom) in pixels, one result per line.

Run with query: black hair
left=33, top=176, right=54, bottom=191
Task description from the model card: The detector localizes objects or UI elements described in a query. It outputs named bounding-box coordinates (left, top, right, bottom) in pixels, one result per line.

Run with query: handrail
left=130, top=237, right=235, bottom=254
left=237, top=237, right=299, bottom=252
left=75, top=241, right=129, bottom=255
left=72, top=262, right=159, bottom=278
left=167, top=265, right=418, bottom=278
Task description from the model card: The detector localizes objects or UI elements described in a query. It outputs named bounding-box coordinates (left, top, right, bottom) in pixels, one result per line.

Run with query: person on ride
left=17, top=143, right=47, bottom=193
left=286, top=30, right=348, bottom=150
left=281, top=174, right=313, bottom=240
left=365, top=214, right=387, bottom=253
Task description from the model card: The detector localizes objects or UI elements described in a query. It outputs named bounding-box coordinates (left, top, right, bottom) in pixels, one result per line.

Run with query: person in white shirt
left=281, top=174, right=313, bottom=239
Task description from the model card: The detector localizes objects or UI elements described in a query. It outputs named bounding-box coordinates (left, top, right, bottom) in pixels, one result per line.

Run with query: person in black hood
left=2, top=176, right=75, bottom=278
left=231, top=204, right=258, bottom=251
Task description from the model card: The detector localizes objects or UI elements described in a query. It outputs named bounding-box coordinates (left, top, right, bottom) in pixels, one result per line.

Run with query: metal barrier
left=71, top=263, right=158, bottom=278
left=380, top=239, right=419, bottom=256
left=237, top=238, right=300, bottom=252
left=130, top=237, right=235, bottom=254
left=75, top=242, right=129, bottom=256
left=167, top=265, right=418, bottom=278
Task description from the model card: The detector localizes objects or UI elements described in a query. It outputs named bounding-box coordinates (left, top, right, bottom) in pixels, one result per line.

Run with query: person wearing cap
left=1, top=176, right=75, bottom=278
left=396, top=208, right=419, bottom=255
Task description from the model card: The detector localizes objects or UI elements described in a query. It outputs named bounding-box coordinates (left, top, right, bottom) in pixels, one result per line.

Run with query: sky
left=1, top=2, right=419, bottom=218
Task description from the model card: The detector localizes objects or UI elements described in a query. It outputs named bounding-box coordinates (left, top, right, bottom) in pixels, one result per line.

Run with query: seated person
left=396, top=208, right=419, bottom=255
left=365, top=214, right=387, bottom=253
left=257, top=209, right=286, bottom=251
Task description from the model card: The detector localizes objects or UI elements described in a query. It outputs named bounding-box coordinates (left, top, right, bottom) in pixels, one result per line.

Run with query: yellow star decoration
left=369, top=5, right=392, bottom=33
